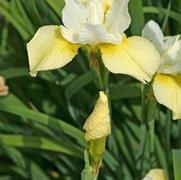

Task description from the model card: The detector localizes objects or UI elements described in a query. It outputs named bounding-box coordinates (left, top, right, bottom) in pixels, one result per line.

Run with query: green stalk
left=89, top=47, right=109, bottom=92
left=81, top=47, right=110, bottom=180
left=136, top=81, right=157, bottom=179
left=136, top=84, right=148, bottom=178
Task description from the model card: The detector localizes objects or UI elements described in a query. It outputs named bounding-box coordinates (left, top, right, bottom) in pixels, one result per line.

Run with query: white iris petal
left=143, top=20, right=181, bottom=75
left=61, top=0, right=131, bottom=45
left=142, top=20, right=164, bottom=53
left=104, top=0, right=131, bottom=34
left=87, top=0, right=104, bottom=25
left=62, top=0, right=87, bottom=31
left=159, top=39, right=181, bottom=74
left=79, top=24, right=122, bottom=45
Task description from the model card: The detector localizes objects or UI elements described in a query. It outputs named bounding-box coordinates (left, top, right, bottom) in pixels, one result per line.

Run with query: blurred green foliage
left=0, top=0, right=181, bottom=179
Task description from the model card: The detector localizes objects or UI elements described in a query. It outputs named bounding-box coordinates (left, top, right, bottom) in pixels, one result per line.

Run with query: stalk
left=81, top=47, right=110, bottom=180
left=136, top=81, right=157, bottom=179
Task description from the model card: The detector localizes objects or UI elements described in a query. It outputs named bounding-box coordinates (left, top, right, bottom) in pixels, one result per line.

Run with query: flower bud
left=0, top=76, right=9, bottom=96
left=143, top=169, right=168, bottom=180
left=83, top=91, right=111, bottom=141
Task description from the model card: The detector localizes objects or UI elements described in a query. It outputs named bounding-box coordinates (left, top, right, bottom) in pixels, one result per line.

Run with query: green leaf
left=172, top=150, right=181, bottom=180
left=0, top=102, right=85, bottom=146
left=0, top=94, right=27, bottom=107
left=110, top=83, right=141, bottom=100
left=0, top=134, right=82, bottom=157
left=31, top=162, right=50, bottom=180
left=65, top=71, right=93, bottom=100
left=129, top=0, right=145, bottom=35
left=143, top=6, right=181, bottom=24
left=0, top=95, right=119, bottom=171
left=46, top=0, right=64, bottom=16
left=0, top=68, right=29, bottom=79
left=4, top=147, right=26, bottom=169
left=0, top=1, right=30, bottom=39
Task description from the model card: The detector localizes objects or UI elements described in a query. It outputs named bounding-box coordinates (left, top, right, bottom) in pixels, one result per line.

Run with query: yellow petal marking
left=27, top=25, right=80, bottom=76
left=83, top=91, right=111, bottom=141
left=100, top=36, right=160, bottom=83
left=153, top=74, right=181, bottom=120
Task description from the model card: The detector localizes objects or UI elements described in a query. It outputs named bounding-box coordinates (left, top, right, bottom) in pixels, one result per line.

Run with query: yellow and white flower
left=83, top=91, right=111, bottom=141
left=27, top=0, right=160, bottom=83
left=142, top=20, right=181, bottom=119
left=0, top=76, right=9, bottom=96
left=142, top=169, right=168, bottom=180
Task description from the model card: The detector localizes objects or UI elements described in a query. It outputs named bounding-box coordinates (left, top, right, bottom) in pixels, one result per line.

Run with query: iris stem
left=81, top=47, right=110, bottom=180
left=137, top=81, right=157, bottom=179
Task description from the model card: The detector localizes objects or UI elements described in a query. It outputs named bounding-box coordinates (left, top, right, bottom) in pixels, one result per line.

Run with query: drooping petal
left=62, top=0, right=87, bottom=31
left=104, top=0, right=131, bottom=35
left=142, top=20, right=164, bottom=53
left=143, top=169, right=168, bottom=180
left=83, top=91, right=111, bottom=141
left=100, top=36, right=160, bottom=83
left=27, top=25, right=80, bottom=76
left=153, top=74, right=181, bottom=120
left=79, top=24, right=121, bottom=45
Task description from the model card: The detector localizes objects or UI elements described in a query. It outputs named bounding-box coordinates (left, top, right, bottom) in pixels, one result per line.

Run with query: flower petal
left=153, top=74, right=181, bottom=120
left=79, top=24, right=121, bottom=45
left=62, top=0, right=87, bottom=31
left=61, top=25, right=80, bottom=43
left=164, top=35, right=180, bottom=50
left=100, top=36, right=160, bottom=83
left=87, top=0, right=104, bottom=25
left=142, top=20, right=164, bottom=53
left=159, top=39, right=181, bottom=75
left=143, top=169, right=168, bottom=180
left=104, top=0, right=131, bottom=35
left=27, top=25, right=80, bottom=76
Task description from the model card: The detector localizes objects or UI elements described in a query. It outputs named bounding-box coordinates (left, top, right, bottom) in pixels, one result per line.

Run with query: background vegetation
left=0, top=0, right=181, bottom=179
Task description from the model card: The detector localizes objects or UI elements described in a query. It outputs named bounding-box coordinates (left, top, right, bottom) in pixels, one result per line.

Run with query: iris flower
left=142, top=20, right=181, bottom=119
left=27, top=0, right=160, bottom=83
left=143, top=169, right=168, bottom=180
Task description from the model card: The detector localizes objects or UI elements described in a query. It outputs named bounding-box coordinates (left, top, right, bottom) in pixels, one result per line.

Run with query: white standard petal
left=159, top=39, right=181, bottom=74
left=104, top=0, right=131, bottom=35
left=62, top=0, right=87, bottom=31
left=142, top=20, right=164, bottom=53
left=79, top=24, right=122, bottom=45
left=164, top=35, right=180, bottom=50
left=87, top=0, right=104, bottom=25
left=61, top=26, right=80, bottom=44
